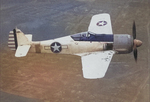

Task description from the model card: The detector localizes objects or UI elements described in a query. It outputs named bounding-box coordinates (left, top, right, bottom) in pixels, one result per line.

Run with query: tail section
left=8, top=28, right=32, bottom=57
left=8, top=30, right=18, bottom=51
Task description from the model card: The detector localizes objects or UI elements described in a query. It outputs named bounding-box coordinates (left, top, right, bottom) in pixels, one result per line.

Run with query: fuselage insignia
left=50, top=42, right=62, bottom=53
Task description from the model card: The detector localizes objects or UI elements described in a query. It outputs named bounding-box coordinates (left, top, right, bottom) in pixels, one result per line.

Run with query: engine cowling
left=113, top=34, right=133, bottom=54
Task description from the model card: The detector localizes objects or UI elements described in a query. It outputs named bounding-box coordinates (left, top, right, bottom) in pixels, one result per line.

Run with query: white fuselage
left=29, top=35, right=109, bottom=55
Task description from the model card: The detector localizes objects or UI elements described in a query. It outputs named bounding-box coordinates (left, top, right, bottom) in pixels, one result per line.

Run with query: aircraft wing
left=80, top=51, right=115, bottom=79
left=88, top=13, right=113, bottom=34
left=15, top=45, right=31, bottom=57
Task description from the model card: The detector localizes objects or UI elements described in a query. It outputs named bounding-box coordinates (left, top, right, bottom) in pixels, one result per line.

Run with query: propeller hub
left=134, top=39, right=142, bottom=47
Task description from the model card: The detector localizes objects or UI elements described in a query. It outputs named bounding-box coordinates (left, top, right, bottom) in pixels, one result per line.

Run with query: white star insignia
left=51, top=43, right=61, bottom=52
left=97, top=21, right=107, bottom=26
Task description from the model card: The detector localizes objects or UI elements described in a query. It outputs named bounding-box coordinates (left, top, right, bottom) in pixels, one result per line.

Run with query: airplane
left=8, top=13, right=142, bottom=79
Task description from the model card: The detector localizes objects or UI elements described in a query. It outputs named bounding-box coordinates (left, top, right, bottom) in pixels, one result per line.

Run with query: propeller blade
left=132, top=21, right=136, bottom=39
left=133, top=48, right=137, bottom=62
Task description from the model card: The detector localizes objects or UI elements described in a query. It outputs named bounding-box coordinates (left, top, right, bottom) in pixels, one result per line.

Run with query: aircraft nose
left=134, top=39, right=142, bottom=47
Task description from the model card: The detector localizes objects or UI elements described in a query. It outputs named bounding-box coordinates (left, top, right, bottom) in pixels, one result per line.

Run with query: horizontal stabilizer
left=25, top=34, right=32, bottom=41
left=15, top=45, right=31, bottom=57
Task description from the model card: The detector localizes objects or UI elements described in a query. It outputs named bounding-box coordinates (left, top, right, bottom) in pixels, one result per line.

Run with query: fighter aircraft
left=8, top=13, right=142, bottom=79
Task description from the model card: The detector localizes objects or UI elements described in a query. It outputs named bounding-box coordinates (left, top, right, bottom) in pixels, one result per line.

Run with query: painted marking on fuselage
left=62, top=45, right=68, bottom=49
left=44, top=45, right=68, bottom=50
left=50, top=42, right=62, bottom=53
left=35, top=44, right=41, bottom=53
left=44, top=46, right=50, bottom=50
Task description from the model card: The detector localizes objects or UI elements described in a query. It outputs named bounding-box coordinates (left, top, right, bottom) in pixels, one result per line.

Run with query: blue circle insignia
left=50, top=42, right=62, bottom=53
left=96, top=21, right=107, bottom=26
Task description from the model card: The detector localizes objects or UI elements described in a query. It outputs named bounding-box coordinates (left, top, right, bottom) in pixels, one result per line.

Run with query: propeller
left=132, top=21, right=142, bottom=62
left=132, top=21, right=136, bottom=39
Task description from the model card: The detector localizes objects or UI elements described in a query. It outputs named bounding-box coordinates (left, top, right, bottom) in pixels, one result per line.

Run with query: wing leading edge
left=81, top=51, right=115, bottom=79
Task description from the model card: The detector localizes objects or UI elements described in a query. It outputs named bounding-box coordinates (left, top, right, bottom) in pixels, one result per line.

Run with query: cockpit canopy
left=71, top=32, right=113, bottom=42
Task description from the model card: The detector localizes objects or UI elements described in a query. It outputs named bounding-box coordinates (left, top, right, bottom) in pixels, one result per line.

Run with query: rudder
left=8, top=29, right=18, bottom=51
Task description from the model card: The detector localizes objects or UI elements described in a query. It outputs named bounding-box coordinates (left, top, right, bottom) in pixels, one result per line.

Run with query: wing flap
left=15, top=45, right=31, bottom=57
left=81, top=51, right=114, bottom=79
left=88, top=13, right=113, bottom=34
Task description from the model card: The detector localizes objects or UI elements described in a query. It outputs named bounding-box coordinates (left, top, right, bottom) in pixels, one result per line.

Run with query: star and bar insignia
left=50, top=42, right=62, bottom=53
left=97, top=21, right=107, bottom=26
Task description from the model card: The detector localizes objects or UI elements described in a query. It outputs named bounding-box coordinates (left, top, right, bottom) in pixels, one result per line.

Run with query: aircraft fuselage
left=30, top=34, right=112, bottom=55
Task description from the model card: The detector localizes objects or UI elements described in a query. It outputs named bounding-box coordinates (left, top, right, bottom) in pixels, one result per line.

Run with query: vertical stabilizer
left=15, top=28, right=31, bottom=46
left=8, top=28, right=32, bottom=57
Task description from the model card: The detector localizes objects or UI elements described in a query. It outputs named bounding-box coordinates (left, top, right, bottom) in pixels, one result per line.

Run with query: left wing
left=80, top=51, right=115, bottom=79
left=88, top=13, right=113, bottom=34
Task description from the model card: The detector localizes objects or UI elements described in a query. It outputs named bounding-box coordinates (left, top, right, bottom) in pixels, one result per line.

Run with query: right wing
left=88, top=13, right=113, bottom=34
left=80, top=51, right=114, bottom=79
